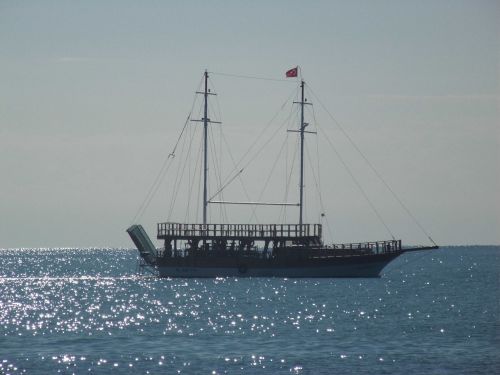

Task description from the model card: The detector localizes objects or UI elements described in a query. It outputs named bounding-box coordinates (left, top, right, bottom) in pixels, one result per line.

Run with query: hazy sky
left=1, top=0, right=498, bottom=248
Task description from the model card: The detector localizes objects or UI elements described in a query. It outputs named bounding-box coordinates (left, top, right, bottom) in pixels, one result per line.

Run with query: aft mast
left=202, top=71, right=208, bottom=225
left=290, top=75, right=313, bottom=231
left=299, top=80, right=305, bottom=227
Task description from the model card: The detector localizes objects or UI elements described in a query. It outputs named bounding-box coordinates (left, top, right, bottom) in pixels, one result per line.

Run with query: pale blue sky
left=1, top=0, right=498, bottom=247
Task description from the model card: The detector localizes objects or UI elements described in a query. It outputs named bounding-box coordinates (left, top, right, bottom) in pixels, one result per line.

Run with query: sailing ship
left=127, top=69, right=438, bottom=278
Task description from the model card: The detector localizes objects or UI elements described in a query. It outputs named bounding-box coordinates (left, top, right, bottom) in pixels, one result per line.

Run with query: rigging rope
left=195, top=130, right=204, bottom=222
left=208, top=76, right=224, bottom=121
left=279, top=134, right=299, bottom=224
left=130, top=76, right=203, bottom=224
left=183, top=123, right=194, bottom=222
left=167, top=117, right=194, bottom=221
left=316, top=121, right=396, bottom=240
left=219, top=131, right=258, bottom=221
left=307, top=85, right=436, bottom=246
left=211, top=89, right=298, bottom=201
left=207, top=78, right=229, bottom=222
left=210, top=71, right=294, bottom=83
left=184, top=124, right=202, bottom=222
left=314, top=125, right=334, bottom=242
left=131, top=113, right=190, bottom=225
left=249, top=131, right=289, bottom=223
left=305, top=139, right=334, bottom=242
left=279, top=87, right=302, bottom=223
left=209, top=126, right=229, bottom=223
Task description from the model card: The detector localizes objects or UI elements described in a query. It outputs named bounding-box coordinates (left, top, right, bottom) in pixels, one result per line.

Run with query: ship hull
left=154, top=252, right=401, bottom=278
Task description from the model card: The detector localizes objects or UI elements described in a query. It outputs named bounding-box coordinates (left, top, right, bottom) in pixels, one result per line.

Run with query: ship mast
left=291, top=79, right=313, bottom=229
left=299, top=81, right=305, bottom=227
left=203, top=71, right=208, bottom=226
left=192, top=70, right=220, bottom=225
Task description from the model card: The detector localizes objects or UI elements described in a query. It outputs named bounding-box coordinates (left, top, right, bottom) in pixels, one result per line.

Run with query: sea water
left=0, top=246, right=498, bottom=374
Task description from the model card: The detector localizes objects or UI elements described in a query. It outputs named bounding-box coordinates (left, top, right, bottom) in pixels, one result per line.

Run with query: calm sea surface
left=0, top=246, right=498, bottom=374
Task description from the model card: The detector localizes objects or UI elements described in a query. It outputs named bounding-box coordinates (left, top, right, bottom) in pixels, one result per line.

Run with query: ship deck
left=157, top=222, right=402, bottom=255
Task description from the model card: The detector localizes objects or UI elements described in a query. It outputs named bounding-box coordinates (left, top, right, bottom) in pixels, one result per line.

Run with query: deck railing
left=158, top=222, right=322, bottom=240
left=157, top=239, right=402, bottom=258
left=324, top=240, right=402, bottom=252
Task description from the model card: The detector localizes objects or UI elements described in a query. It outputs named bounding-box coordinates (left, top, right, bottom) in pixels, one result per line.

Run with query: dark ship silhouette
left=128, top=70, right=437, bottom=277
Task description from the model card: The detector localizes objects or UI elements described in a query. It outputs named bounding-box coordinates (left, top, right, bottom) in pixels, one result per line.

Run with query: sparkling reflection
left=0, top=247, right=499, bottom=373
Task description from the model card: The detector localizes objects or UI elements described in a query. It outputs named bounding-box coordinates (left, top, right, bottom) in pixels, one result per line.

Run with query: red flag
left=286, top=67, right=298, bottom=78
